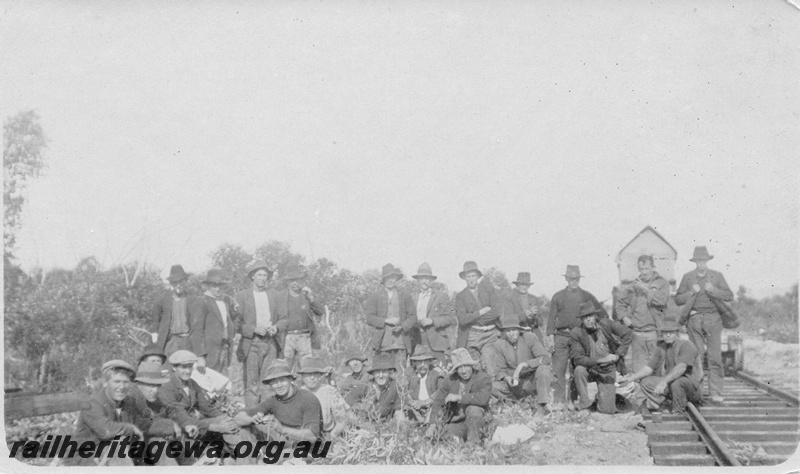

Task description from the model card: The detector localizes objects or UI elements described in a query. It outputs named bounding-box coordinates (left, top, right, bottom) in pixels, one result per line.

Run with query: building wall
left=616, top=230, right=677, bottom=286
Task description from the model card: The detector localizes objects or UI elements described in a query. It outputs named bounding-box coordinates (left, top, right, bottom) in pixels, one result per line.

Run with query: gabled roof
left=617, top=225, right=677, bottom=259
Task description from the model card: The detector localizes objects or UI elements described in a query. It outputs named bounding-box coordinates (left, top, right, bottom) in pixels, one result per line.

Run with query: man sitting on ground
left=132, top=361, right=182, bottom=465
left=297, top=357, right=352, bottom=438
left=338, top=353, right=370, bottom=398
left=426, top=348, right=492, bottom=445
left=404, top=345, right=444, bottom=423
left=344, top=353, right=405, bottom=422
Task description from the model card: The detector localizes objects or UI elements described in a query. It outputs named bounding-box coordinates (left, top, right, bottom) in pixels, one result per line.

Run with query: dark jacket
left=344, top=381, right=401, bottom=420
left=492, top=332, right=551, bottom=381
left=282, top=290, right=325, bottom=349
left=454, top=282, right=502, bottom=348
left=338, top=370, right=369, bottom=399
left=429, top=369, right=492, bottom=422
left=235, top=287, right=287, bottom=360
left=364, top=288, right=417, bottom=352
left=157, top=373, right=223, bottom=431
left=405, top=369, right=444, bottom=402
left=412, top=289, right=455, bottom=352
left=615, top=271, right=670, bottom=332
left=72, top=388, right=152, bottom=444
left=675, top=269, right=733, bottom=323
left=570, top=319, right=632, bottom=374
left=189, top=293, right=237, bottom=371
left=547, top=287, right=609, bottom=336
left=153, top=291, right=195, bottom=352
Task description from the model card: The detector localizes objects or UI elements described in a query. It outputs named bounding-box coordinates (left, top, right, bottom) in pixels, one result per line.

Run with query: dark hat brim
left=135, top=373, right=170, bottom=384
left=409, top=355, right=436, bottom=361
left=412, top=274, right=437, bottom=280
left=261, top=372, right=296, bottom=384
left=367, top=364, right=396, bottom=374
left=689, top=256, right=714, bottom=262
left=343, top=355, right=368, bottom=365
left=459, top=270, right=483, bottom=280
left=512, top=281, right=532, bottom=286
left=381, top=271, right=403, bottom=282
left=167, top=274, right=190, bottom=283
left=499, top=324, right=524, bottom=331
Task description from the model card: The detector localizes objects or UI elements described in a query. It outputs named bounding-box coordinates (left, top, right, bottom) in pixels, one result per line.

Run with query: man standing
left=675, top=246, right=733, bottom=405
left=491, top=314, right=552, bottom=420
left=190, top=269, right=237, bottom=375
left=570, top=302, right=632, bottom=414
left=365, top=264, right=417, bottom=370
left=236, top=260, right=287, bottom=407
left=506, top=272, right=547, bottom=345
left=153, top=265, right=194, bottom=356
left=426, top=348, right=492, bottom=445
left=454, top=261, right=502, bottom=377
left=615, top=255, right=670, bottom=373
left=282, top=268, right=324, bottom=371
left=547, top=265, right=609, bottom=408
left=621, top=321, right=703, bottom=416
left=411, top=263, right=455, bottom=364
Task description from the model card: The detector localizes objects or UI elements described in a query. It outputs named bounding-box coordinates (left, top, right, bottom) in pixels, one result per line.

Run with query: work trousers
left=551, top=333, right=572, bottom=404
left=640, top=375, right=701, bottom=414
left=687, top=312, right=721, bottom=398
left=243, top=337, right=280, bottom=408
left=573, top=365, right=617, bottom=414
left=443, top=405, right=486, bottom=444
left=283, top=333, right=313, bottom=371
left=466, top=328, right=499, bottom=377
left=631, top=330, right=659, bottom=404
left=492, top=365, right=552, bottom=405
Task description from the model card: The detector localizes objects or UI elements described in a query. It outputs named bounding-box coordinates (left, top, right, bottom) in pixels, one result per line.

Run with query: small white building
left=615, top=225, right=678, bottom=290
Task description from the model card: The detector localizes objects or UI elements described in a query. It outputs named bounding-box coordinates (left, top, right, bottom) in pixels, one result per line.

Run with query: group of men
left=74, top=245, right=734, bottom=459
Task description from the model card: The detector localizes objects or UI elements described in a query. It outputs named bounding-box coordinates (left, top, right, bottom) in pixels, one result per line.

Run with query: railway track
left=644, top=372, right=799, bottom=466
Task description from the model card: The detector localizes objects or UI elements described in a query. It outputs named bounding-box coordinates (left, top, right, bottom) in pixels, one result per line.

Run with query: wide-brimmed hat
left=459, top=261, right=482, bottom=279
left=412, top=263, right=437, bottom=280
left=448, top=348, right=479, bottom=375
left=101, top=360, right=136, bottom=377
left=513, top=272, right=533, bottom=285
left=297, top=357, right=327, bottom=374
left=284, top=268, right=307, bottom=281
left=367, top=354, right=396, bottom=373
left=135, top=361, right=169, bottom=384
left=247, top=260, right=274, bottom=279
left=690, top=246, right=714, bottom=262
left=409, top=345, right=436, bottom=361
left=660, top=320, right=682, bottom=332
left=262, top=360, right=296, bottom=383
left=578, top=302, right=601, bottom=318
left=168, top=350, right=198, bottom=365
left=139, top=343, right=166, bottom=364
left=343, top=353, right=368, bottom=366
left=563, top=265, right=582, bottom=279
left=380, top=263, right=403, bottom=282
left=497, top=313, right=524, bottom=331
left=202, top=268, right=226, bottom=285
left=167, top=265, right=190, bottom=283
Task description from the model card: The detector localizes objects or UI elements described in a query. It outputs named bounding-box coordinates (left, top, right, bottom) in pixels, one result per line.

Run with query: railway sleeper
left=708, top=421, right=799, bottom=432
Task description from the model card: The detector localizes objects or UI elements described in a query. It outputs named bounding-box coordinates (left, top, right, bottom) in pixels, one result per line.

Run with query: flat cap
left=101, top=359, right=136, bottom=376
left=168, top=350, right=198, bottom=365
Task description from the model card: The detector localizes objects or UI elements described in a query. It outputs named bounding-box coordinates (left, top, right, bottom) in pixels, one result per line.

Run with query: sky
left=2, top=0, right=798, bottom=301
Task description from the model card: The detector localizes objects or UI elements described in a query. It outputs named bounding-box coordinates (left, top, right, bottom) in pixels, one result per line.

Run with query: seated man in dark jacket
left=426, top=348, right=492, bottom=444
left=404, top=345, right=444, bottom=422
left=344, top=353, right=404, bottom=422
left=337, top=352, right=369, bottom=398
left=132, top=361, right=182, bottom=465
left=570, top=302, right=632, bottom=414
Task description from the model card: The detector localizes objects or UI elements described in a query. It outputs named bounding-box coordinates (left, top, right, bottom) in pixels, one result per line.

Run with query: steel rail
left=685, top=402, right=743, bottom=467
left=735, top=370, right=800, bottom=407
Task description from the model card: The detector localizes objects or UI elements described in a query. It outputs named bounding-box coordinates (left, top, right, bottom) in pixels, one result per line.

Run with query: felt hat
left=284, top=268, right=307, bottom=281
left=459, top=261, right=482, bottom=279
left=261, top=360, right=295, bottom=383
left=135, top=361, right=169, bottom=384
left=563, top=265, right=582, bottom=279
left=497, top=313, right=524, bottom=331
left=690, top=246, right=714, bottom=262
left=412, top=263, right=437, bottom=280
left=101, top=360, right=136, bottom=377
left=409, top=345, right=436, bottom=361
left=168, top=350, right=198, bottom=365
left=512, top=272, right=533, bottom=285
left=247, top=260, right=273, bottom=279
left=343, top=353, right=368, bottom=366
left=297, top=357, right=327, bottom=374
left=660, top=320, right=682, bottom=332
left=367, top=354, right=396, bottom=373
left=166, top=265, right=190, bottom=283
left=139, top=343, right=167, bottom=364
left=578, top=302, right=601, bottom=318
left=380, top=263, right=403, bottom=282
left=448, top=348, right=479, bottom=375
left=202, top=268, right=226, bottom=285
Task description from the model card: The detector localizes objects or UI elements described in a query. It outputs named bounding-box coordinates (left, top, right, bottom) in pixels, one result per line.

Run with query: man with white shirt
left=411, top=263, right=455, bottom=364
left=235, top=260, right=287, bottom=407
left=189, top=269, right=237, bottom=375
left=404, top=345, right=444, bottom=423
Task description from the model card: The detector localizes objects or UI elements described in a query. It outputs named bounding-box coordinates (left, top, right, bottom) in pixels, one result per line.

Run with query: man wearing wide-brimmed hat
left=675, top=246, right=733, bottom=405
left=621, top=320, right=703, bottom=417
left=235, top=359, right=323, bottom=446
left=426, top=348, right=492, bottom=444
left=131, top=361, right=182, bottom=465
left=491, top=313, right=552, bottom=420
left=454, top=261, right=502, bottom=377
left=153, top=264, right=196, bottom=357
left=504, top=271, right=547, bottom=345
left=404, top=345, right=444, bottom=422
left=298, top=357, right=351, bottom=438
left=547, top=265, right=609, bottom=409
left=235, top=260, right=288, bottom=407
left=337, top=352, right=370, bottom=397
left=365, top=264, right=417, bottom=371
left=411, top=263, right=456, bottom=364
left=189, top=268, right=237, bottom=375
left=281, top=267, right=325, bottom=372
left=569, top=302, right=632, bottom=414
left=344, top=353, right=405, bottom=421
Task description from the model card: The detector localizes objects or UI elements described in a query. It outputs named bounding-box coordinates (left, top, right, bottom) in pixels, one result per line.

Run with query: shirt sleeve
left=301, top=393, right=323, bottom=438
left=676, top=341, right=700, bottom=367
left=244, top=399, right=270, bottom=417
left=647, top=347, right=665, bottom=373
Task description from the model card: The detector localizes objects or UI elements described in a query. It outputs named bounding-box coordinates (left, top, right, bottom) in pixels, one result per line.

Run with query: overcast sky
left=2, top=0, right=797, bottom=300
